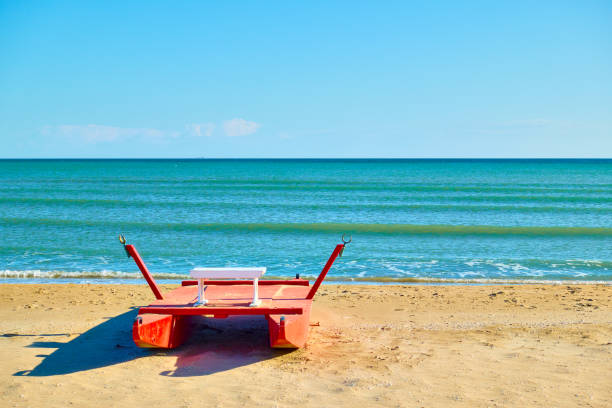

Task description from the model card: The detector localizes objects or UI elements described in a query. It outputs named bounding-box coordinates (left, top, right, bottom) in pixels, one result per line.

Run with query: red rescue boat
left=119, top=235, right=350, bottom=349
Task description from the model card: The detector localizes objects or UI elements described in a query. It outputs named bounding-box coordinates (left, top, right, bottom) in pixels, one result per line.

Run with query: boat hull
left=132, top=313, right=188, bottom=348
left=132, top=283, right=314, bottom=349
left=133, top=310, right=313, bottom=349
left=267, top=306, right=312, bottom=348
left=125, top=242, right=344, bottom=350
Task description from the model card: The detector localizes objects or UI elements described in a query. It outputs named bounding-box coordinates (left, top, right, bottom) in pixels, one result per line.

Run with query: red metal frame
left=125, top=244, right=164, bottom=300
left=138, top=306, right=303, bottom=315
left=181, top=279, right=310, bottom=287
left=125, top=239, right=346, bottom=349
left=306, top=244, right=344, bottom=299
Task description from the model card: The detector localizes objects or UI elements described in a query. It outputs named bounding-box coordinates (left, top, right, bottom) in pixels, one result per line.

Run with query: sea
left=1, top=159, right=611, bottom=285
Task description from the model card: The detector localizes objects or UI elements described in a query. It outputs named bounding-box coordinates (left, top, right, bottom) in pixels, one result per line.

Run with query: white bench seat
left=190, top=267, right=266, bottom=307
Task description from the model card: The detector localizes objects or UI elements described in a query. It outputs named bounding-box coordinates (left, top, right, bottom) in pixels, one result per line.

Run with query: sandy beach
left=1, top=283, right=611, bottom=407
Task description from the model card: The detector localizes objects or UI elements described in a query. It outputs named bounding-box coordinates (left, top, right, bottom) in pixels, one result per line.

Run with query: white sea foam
left=0, top=269, right=610, bottom=286
left=0, top=269, right=187, bottom=280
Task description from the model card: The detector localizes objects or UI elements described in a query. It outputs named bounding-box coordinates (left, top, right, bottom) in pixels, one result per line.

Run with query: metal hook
left=118, top=234, right=130, bottom=258
left=339, top=234, right=351, bottom=257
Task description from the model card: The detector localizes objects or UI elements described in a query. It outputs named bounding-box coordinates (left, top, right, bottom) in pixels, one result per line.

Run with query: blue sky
left=1, top=1, right=610, bottom=158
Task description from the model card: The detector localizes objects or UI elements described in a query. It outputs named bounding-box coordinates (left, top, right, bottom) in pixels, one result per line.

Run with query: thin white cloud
left=185, top=123, right=215, bottom=137
left=222, top=118, right=261, bottom=137
left=42, top=119, right=260, bottom=143
left=42, top=124, right=178, bottom=142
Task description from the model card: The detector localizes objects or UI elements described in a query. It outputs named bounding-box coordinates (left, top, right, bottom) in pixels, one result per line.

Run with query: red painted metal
left=128, top=241, right=345, bottom=349
left=138, top=306, right=303, bottom=316
left=132, top=314, right=188, bottom=348
left=267, top=309, right=312, bottom=348
left=306, top=244, right=344, bottom=300
left=181, top=279, right=310, bottom=287
left=125, top=244, right=164, bottom=300
left=132, top=283, right=314, bottom=348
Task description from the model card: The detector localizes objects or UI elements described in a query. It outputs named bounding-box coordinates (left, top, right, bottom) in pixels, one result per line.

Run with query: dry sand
left=1, top=283, right=611, bottom=407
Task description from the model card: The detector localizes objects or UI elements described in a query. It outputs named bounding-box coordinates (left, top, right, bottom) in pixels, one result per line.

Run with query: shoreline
left=2, top=283, right=611, bottom=407
left=1, top=276, right=612, bottom=286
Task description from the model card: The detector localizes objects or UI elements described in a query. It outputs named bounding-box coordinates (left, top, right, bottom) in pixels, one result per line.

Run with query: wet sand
left=1, top=283, right=611, bottom=407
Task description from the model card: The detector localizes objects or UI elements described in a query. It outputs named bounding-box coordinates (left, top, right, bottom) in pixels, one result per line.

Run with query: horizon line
left=0, top=157, right=611, bottom=161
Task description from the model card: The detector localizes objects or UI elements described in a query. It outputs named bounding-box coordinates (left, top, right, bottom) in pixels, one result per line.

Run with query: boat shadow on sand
left=13, top=309, right=292, bottom=377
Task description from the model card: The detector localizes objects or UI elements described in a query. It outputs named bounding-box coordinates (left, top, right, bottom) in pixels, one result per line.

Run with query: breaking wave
left=1, top=269, right=610, bottom=285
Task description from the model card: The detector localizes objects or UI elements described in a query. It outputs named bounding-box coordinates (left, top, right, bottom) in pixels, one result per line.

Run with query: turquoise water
left=1, top=159, right=611, bottom=283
